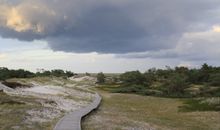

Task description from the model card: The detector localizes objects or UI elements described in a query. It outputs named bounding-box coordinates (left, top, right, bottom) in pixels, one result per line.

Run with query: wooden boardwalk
left=54, top=93, right=101, bottom=130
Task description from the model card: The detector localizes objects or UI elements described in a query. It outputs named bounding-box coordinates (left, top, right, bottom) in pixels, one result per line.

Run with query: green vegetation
left=209, top=73, right=220, bottom=86
left=179, top=98, right=220, bottom=112
left=96, top=72, right=105, bottom=84
left=160, top=74, right=190, bottom=97
left=0, top=92, right=55, bottom=130
left=94, top=64, right=220, bottom=115
left=102, top=64, right=220, bottom=99
left=83, top=89, right=220, bottom=130
left=1, top=64, right=220, bottom=130
left=0, top=67, right=35, bottom=80
left=36, top=69, right=76, bottom=78
left=0, top=67, right=76, bottom=81
left=120, top=71, right=146, bottom=85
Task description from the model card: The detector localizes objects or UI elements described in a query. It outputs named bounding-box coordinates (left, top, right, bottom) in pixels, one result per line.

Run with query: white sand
left=23, top=85, right=65, bottom=95
left=0, top=83, right=14, bottom=92
left=1, top=77, right=96, bottom=124
left=70, top=76, right=96, bottom=82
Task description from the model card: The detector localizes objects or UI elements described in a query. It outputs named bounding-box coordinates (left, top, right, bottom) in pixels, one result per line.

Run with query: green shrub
left=209, top=73, right=220, bottom=86
left=120, top=71, right=147, bottom=85
left=179, top=98, right=220, bottom=112
left=0, top=67, right=35, bottom=80
left=162, top=74, right=189, bottom=96
left=112, top=84, right=146, bottom=94
left=97, top=72, right=105, bottom=84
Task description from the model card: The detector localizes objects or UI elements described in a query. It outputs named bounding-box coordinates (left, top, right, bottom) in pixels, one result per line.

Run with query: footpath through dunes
left=0, top=76, right=98, bottom=130
left=54, top=93, right=101, bottom=130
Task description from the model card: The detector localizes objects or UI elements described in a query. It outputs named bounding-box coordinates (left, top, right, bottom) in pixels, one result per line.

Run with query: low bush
left=209, top=73, right=220, bottom=86
left=179, top=98, right=220, bottom=112
left=112, top=84, right=146, bottom=94
left=97, top=72, right=105, bottom=84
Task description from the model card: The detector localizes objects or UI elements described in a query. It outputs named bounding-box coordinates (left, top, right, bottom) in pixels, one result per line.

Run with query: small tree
left=51, top=69, right=65, bottom=77
left=198, top=63, right=211, bottom=82
left=97, top=72, right=105, bottom=84
left=120, top=71, right=146, bottom=85
left=209, top=73, right=220, bottom=86
left=65, top=71, right=75, bottom=77
left=164, top=74, right=189, bottom=95
left=85, top=72, right=91, bottom=76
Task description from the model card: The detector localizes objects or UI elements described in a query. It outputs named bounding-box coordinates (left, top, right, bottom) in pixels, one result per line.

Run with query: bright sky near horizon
left=0, top=0, right=220, bottom=73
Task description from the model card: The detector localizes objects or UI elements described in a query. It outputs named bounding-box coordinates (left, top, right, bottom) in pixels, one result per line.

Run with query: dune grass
left=0, top=92, right=57, bottom=130
left=82, top=88, right=220, bottom=130
left=1, top=76, right=96, bottom=130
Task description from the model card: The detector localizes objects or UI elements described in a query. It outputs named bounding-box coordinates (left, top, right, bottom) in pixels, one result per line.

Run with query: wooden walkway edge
left=53, top=93, right=101, bottom=130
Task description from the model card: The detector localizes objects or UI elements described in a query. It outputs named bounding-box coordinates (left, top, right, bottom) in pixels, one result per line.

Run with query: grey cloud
left=117, top=49, right=220, bottom=61
left=118, top=29, right=220, bottom=61
left=0, top=0, right=220, bottom=53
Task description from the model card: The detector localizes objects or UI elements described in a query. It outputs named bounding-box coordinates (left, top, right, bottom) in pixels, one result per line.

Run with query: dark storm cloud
left=48, top=4, right=154, bottom=53
left=0, top=0, right=220, bottom=53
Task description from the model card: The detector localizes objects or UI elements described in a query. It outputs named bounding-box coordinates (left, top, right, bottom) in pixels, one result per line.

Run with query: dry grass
left=82, top=89, right=220, bottom=130
left=0, top=92, right=58, bottom=130
left=7, top=77, right=69, bottom=86
left=1, top=76, right=95, bottom=130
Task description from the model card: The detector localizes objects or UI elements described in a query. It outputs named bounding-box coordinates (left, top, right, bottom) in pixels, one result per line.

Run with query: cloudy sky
left=0, top=0, right=220, bottom=73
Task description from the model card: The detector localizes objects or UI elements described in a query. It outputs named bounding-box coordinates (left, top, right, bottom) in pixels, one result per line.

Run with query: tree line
left=0, top=67, right=76, bottom=81
left=98, top=63, right=220, bottom=98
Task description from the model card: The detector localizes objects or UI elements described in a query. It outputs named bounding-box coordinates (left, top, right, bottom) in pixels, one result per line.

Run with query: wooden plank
left=54, top=93, right=101, bottom=130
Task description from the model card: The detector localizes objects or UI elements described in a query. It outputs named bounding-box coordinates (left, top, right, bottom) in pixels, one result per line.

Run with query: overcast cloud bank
left=0, top=0, right=220, bottom=63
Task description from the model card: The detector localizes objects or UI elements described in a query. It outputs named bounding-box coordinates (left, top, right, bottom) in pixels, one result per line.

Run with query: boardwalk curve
left=54, top=93, right=101, bottom=130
